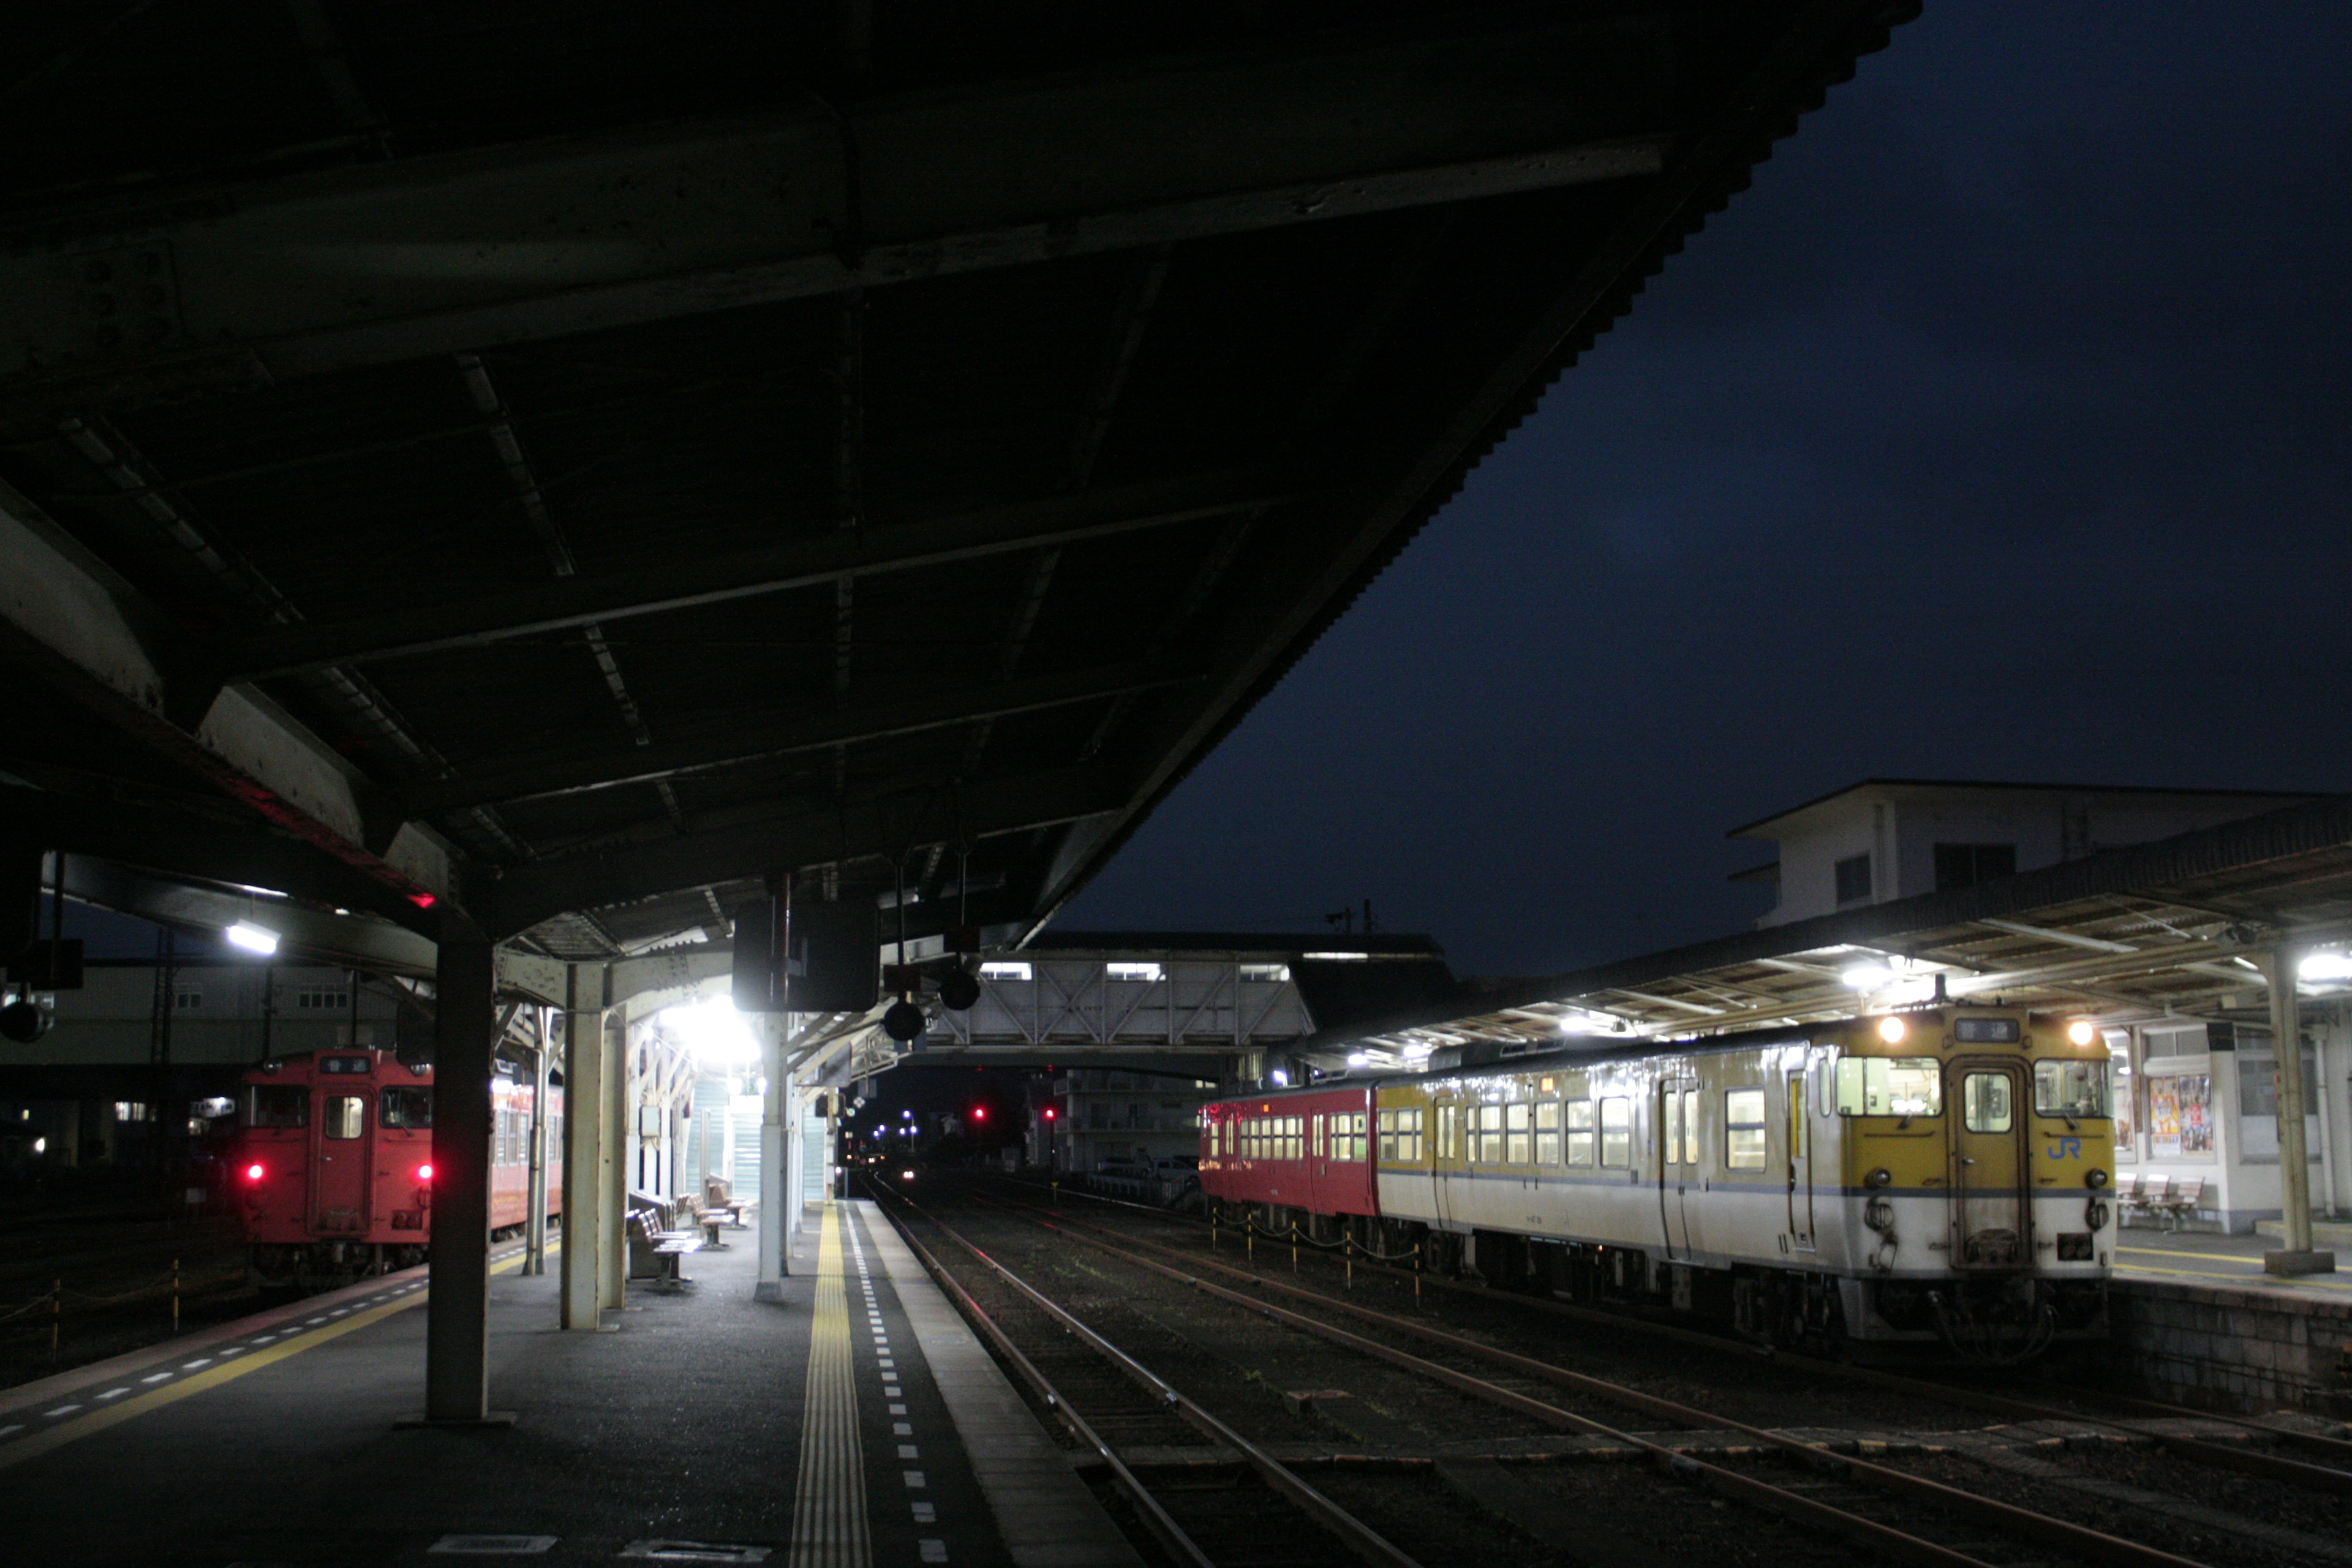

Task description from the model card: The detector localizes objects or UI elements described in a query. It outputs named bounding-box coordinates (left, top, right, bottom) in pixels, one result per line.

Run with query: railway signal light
left=970, top=1106, right=986, bottom=1122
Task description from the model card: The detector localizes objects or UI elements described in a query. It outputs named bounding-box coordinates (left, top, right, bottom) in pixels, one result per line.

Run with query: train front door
left=1786, top=1068, right=1815, bottom=1251
left=1658, top=1078, right=1698, bottom=1259
left=1951, top=1060, right=2028, bottom=1268
left=312, top=1087, right=372, bottom=1235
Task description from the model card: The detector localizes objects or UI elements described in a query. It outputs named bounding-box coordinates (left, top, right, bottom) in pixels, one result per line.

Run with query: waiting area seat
left=2120, top=1173, right=2207, bottom=1231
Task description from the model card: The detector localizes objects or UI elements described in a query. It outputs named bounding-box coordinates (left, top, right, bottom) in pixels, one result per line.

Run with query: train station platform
left=0, top=1201, right=1140, bottom=1568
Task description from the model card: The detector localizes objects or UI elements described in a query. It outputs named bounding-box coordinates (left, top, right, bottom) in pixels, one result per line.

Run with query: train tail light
left=415, top=1163, right=434, bottom=1183
left=244, top=1162, right=265, bottom=1184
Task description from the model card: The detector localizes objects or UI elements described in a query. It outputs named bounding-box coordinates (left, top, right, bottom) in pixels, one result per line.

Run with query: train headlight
left=1866, top=1167, right=1892, bottom=1188
left=1877, top=1017, right=1907, bottom=1044
left=2086, top=1167, right=2108, bottom=1188
left=2067, top=1020, right=2097, bottom=1046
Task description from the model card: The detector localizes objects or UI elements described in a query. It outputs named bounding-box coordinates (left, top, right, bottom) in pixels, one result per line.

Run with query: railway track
left=941, top=1179, right=2352, bottom=1568
left=1000, top=1175, right=2352, bottom=1493
left=862, top=1175, right=1417, bottom=1568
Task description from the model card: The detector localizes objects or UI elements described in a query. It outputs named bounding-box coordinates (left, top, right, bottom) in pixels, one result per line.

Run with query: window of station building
left=295, top=984, right=351, bottom=1011
left=1961, top=1071, right=2014, bottom=1134
left=1724, top=1088, right=1767, bottom=1170
left=978, top=961, right=1031, bottom=982
left=1834, top=854, right=1872, bottom=906
left=1933, top=842, right=2017, bottom=892
left=323, top=1095, right=366, bottom=1139
left=382, top=1087, right=432, bottom=1129
left=113, top=1100, right=152, bottom=1123
left=1238, top=963, right=1291, bottom=983
left=247, top=1086, right=307, bottom=1128
left=173, top=981, right=202, bottom=1009
left=1534, top=1100, right=1561, bottom=1165
left=1376, top=1107, right=1423, bottom=1163
left=1832, top=1057, right=1943, bottom=1118
left=1106, top=962, right=1163, bottom=983
left=1564, top=1100, right=1594, bottom=1166
left=2033, top=1060, right=2109, bottom=1120
left=1599, top=1098, right=1632, bottom=1167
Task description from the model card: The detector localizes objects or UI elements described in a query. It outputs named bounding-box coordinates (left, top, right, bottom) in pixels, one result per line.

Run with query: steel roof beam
left=410, top=659, right=1191, bottom=813
left=481, top=762, right=1129, bottom=939
left=221, top=467, right=1291, bottom=680
left=0, top=16, right=1676, bottom=407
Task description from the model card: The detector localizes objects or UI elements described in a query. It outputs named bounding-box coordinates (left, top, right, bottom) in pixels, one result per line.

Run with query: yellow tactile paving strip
left=789, top=1203, right=871, bottom=1568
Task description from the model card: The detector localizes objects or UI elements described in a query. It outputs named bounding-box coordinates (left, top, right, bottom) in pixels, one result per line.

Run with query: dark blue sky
left=1061, top=4, right=2352, bottom=976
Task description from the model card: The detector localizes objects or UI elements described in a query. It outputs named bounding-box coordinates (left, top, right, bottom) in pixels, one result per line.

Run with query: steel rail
left=971, top=1189, right=2217, bottom=1568
left=1001, top=1177, right=2352, bottom=1493
left=855, top=1177, right=1213, bottom=1568
left=865, top=1180, right=1424, bottom=1568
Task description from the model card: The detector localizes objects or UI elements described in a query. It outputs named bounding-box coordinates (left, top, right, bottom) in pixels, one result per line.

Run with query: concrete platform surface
left=2114, top=1224, right=2350, bottom=1302
left=0, top=1201, right=1136, bottom=1568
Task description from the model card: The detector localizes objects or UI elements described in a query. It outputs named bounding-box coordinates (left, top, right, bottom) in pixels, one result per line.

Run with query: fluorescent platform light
left=225, top=922, right=279, bottom=956
left=1842, top=963, right=1895, bottom=990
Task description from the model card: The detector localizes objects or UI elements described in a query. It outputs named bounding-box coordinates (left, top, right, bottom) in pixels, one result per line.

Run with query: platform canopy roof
left=0, top=2, right=1914, bottom=969
left=1297, top=795, right=2352, bottom=1071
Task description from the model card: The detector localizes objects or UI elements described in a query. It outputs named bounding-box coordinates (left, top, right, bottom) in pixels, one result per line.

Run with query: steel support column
left=559, top=967, right=606, bottom=1329
left=522, top=1016, right=549, bottom=1276
left=600, top=1012, right=627, bottom=1308
left=2264, top=944, right=2335, bottom=1275
left=421, top=917, right=502, bottom=1423
left=754, top=1014, right=787, bottom=1301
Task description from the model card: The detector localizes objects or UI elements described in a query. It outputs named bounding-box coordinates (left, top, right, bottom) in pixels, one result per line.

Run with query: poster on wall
left=2148, top=1073, right=2212, bottom=1158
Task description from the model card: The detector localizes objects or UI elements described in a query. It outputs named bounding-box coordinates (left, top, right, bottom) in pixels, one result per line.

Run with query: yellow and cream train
left=1199, top=1006, right=2113, bottom=1358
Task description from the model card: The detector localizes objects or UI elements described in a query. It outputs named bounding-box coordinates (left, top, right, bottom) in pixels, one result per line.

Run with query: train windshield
left=381, top=1087, right=434, bottom=1129
left=247, top=1085, right=307, bottom=1128
left=2032, top=1059, right=2109, bottom=1118
left=1832, top=1057, right=1943, bottom=1117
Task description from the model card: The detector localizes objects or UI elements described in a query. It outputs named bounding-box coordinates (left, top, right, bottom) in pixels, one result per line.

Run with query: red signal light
left=971, top=1106, right=986, bottom=1121
left=244, top=1162, right=265, bottom=1183
left=415, top=1163, right=434, bottom=1182
left=1042, top=1107, right=1055, bottom=1121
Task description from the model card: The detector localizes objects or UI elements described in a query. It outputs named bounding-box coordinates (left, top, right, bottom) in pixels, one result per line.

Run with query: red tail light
left=415, top=1163, right=434, bottom=1183
left=244, top=1162, right=265, bottom=1183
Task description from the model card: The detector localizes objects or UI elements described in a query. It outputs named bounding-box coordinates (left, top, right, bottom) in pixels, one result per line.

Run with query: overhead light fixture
left=1842, top=963, right=1896, bottom=991
left=2299, top=951, right=2352, bottom=982
left=1268, top=1068, right=1290, bottom=1087
left=1345, top=1052, right=1368, bottom=1067
left=225, top=922, right=280, bottom=956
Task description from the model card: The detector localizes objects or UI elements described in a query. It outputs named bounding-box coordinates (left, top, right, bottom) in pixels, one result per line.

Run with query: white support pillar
left=2264, top=944, right=2335, bottom=1275
left=559, top=967, right=606, bottom=1330
left=599, top=1012, right=627, bottom=1308
left=754, top=1013, right=788, bottom=1302
left=522, top=1014, right=549, bottom=1276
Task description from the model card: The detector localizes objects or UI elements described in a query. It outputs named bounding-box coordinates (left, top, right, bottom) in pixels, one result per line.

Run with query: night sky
left=1060, top=4, right=2352, bottom=978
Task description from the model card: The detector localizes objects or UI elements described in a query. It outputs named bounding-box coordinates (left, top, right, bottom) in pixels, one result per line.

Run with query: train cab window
left=1833, top=1057, right=1943, bottom=1118
left=2033, top=1060, right=2109, bottom=1118
left=1724, top=1089, right=1767, bottom=1170
left=1504, top=1102, right=1531, bottom=1164
left=247, top=1085, right=308, bottom=1128
left=380, top=1087, right=433, bottom=1129
left=1534, top=1101, right=1561, bottom=1164
left=1599, top=1098, right=1632, bottom=1167
left=322, top=1095, right=366, bottom=1139
left=1564, top=1100, right=1594, bottom=1166
left=1962, top=1072, right=2015, bottom=1134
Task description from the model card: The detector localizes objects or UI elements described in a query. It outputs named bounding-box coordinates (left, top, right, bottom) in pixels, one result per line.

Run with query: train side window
left=247, top=1085, right=308, bottom=1128
left=1285, top=1116, right=1303, bottom=1159
left=1534, top=1100, right=1561, bottom=1164
left=380, top=1087, right=433, bottom=1129
left=322, top=1095, right=365, bottom=1139
left=1436, top=1104, right=1459, bottom=1162
left=1403, top=1107, right=1423, bottom=1162
left=1599, top=1098, right=1631, bottom=1167
left=1833, top=1057, right=1943, bottom=1118
left=1564, top=1100, right=1594, bottom=1165
left=1724, top=1088, right=1766, bottom=1170
left=1504, top=1102, right=1531, bottom=1164
left=1962, top=1072, right=2014, bottom=1134
left=1662, top=1090, right=1683, bottom=1166
left=1474, top=1104, right=1504, bottom=1164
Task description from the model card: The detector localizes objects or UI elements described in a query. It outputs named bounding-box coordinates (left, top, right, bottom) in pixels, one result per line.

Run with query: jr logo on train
left=1199, top=1008, right=2112, bottom=1361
